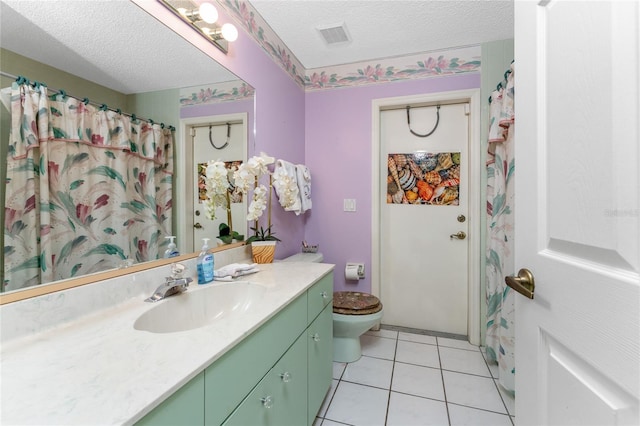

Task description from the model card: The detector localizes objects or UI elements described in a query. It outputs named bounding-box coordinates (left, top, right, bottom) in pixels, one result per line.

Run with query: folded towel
left=296, top=164, right=312, bottom=214
left=273, top=159, right=301, bottom=214
left=213, top=263, right=259, bottom=281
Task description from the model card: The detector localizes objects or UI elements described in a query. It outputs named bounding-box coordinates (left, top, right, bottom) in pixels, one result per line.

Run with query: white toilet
left=281, top=252, right=384, bottom=363
left=332, top=291, right=383, bottom=363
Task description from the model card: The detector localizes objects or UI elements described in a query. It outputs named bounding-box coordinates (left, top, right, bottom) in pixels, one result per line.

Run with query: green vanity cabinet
left=307, top=303, right=333, bottom=425
left=204, top=294, right=308, bottom=426
left=137, top=271, right=333, bottom=426
left=135, top=372, right=205, bottom=426
left=222, top=333, right=308, bottom=426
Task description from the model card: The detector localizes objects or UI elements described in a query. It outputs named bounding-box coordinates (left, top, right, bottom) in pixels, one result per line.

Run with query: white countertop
left=0, top=262, right=334, bottom=425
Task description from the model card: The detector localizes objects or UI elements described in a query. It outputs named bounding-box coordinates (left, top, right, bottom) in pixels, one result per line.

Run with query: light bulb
left=221, top=23, right=238, bottom=42
left=198, top=2, right=218, bottom=24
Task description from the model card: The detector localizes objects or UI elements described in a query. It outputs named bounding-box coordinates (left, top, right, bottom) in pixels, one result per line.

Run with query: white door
left=515, top=1, right=639, bottom=425
left=190, top=119, right=247, bottom=251
left=380, top=103, right=469, bottom=335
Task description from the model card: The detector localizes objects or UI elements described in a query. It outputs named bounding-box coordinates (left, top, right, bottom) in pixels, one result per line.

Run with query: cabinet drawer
left=205, top=294, right=307, bottom=426
left=307, top=303, right=333, bottom=425
left=307, top=273, right=333, bottom=324
left=223, top=333, right=308, bottom=426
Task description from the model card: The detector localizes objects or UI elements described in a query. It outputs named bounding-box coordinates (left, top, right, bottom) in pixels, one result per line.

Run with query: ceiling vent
left=316, top=22, right=351, bottom=45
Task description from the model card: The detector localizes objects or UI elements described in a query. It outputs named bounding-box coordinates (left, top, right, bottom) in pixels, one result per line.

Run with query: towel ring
left=209, top=122, right=230, bottom=150
left=406, top=105, right=440, bottom=138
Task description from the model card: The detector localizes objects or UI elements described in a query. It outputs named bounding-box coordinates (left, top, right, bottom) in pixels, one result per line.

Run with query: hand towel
left=273, top=159, right=301, bottom=214
left=213, top=263, right=259, bottom=281
left=296, top=164, right=312, bottom=214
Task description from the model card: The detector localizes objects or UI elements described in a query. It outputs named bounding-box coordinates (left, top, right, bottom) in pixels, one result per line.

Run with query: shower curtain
left=485, top=63, right=515, bottom=393
left=3, top=81, right=173, bottom=291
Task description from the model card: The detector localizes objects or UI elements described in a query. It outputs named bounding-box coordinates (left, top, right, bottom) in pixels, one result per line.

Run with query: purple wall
left=142, top=2, right=480, bottom=273
left=142, top=1, right=307, bottom=259
left=305, top=74, right=481, bottom=292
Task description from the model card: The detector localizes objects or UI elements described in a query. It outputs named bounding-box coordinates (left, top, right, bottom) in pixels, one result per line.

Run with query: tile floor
left=313, top=328, right=515, bottom=426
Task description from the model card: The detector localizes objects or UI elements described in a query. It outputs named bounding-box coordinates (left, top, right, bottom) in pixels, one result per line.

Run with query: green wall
left=479, top=39, right=514, bottom=345
left=127, top=89, right=181, bottom=238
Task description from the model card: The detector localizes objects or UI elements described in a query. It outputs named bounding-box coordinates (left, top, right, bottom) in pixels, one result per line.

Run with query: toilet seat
left=333, top=291, right=382, bottom=315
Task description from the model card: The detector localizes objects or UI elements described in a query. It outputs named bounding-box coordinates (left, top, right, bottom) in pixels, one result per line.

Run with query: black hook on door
left=406, top=105, right=440, bottom=138
left=209, top=122, right=231, bottom=150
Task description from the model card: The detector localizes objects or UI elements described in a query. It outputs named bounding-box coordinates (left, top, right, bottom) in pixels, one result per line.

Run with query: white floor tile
left=321, top=420, right=353, bottom=426
left=391, top=362, right=445, bottom=401
left=437, top=337, right=479, bottom=351
left=448, top=403, right=513, bottom=426
left=318, top=379, right=339, bottom=418
left=321, top=331, right=517, bottom=426
left=365, top=329, right=399, bottom=339
left=325, top=381, right=389, bottom=426
left=398, top=332, right=437, bottom=345
left=495, top=380, right=515, bottom=416
left=333, top=362, right=347, bottom=379
left=360, top=334, right=397, bottom=360
left=395, top=340, right=441, bottom=368
left=439, top=346, right=491, bottom=377
left=386, top=392, right=449, bottom=426
left=343, top=356, right=394, bottom=389
left=442, top=371, right=507, bottom=413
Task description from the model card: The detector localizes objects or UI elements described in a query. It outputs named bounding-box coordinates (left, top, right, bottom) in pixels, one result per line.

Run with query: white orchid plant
left=204, top=160, right=230, bottom=221
left=233, top=152, right=280, bottom=242
left=204, top=160, right=243, bottom=243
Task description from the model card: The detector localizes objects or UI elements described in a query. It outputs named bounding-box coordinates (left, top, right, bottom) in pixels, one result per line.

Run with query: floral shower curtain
left=485, top=63, right=515, bottom=393
left=3, top=81, right=173, bottom=291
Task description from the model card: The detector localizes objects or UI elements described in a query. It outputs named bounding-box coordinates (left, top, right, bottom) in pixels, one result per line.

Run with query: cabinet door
left=135, top=372, right=205, bottom=426
left=307, top=303, right=333, bottom=425
left=223, top=334, right=308, bottom=426
left=205, top=295, right=307, bottom=425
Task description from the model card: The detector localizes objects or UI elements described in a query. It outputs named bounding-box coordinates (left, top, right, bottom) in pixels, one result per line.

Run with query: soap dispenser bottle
left=164, top=236, right=180, bottom=258
left=197, top=238, right=214, bottom=284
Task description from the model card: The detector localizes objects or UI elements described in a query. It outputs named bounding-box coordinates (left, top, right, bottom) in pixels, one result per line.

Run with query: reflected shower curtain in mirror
left=485, top=63, right=515, bottom=393
left=3, top=82, right=173, bottom=291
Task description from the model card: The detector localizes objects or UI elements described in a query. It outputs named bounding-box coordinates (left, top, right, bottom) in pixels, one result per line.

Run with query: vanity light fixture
left=159, top=0, right=238, bottom=53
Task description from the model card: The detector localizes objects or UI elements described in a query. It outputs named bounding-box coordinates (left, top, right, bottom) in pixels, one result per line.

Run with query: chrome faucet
left=145, top=263, right=193, bottom=302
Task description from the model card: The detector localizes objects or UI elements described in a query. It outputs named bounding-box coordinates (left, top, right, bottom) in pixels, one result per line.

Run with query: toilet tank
left=281, top=252, right=324, bottom=263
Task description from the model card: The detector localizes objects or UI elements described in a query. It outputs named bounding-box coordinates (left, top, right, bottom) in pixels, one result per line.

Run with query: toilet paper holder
left=345, top=263, right=365, bottom=280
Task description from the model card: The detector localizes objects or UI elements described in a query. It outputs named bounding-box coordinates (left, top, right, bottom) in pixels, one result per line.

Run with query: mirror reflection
left=0, top=0, right=253, bottom=294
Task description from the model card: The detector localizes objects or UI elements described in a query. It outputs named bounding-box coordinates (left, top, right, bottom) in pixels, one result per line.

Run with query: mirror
left=0, top=0, right=253, bottom=299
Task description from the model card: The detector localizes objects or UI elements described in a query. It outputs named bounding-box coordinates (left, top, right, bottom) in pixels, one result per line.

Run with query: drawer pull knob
left=320, top=291, right=328, bottom=299
left=311, top=333, right=320, bottom=342
left=280, top=372, right=292, bottom=383
left=261, top=396, right=274, bottom=409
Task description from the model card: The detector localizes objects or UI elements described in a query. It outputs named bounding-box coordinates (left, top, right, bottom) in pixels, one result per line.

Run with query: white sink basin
left=134, top=282, right=267, bottom=333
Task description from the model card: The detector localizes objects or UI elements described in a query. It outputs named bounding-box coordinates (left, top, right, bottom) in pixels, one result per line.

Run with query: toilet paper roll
left=345, top=264, right=360, bottom=280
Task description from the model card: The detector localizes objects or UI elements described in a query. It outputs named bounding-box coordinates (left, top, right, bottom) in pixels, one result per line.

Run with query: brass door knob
left=505, top=268, right=535, bottom=299
left=194, top=222, right=203, bottom=229
left=450, top=231, right=466, bottom=240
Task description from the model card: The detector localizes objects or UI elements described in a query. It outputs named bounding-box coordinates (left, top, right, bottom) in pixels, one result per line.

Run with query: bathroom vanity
left=0, top=252, right=334, bottom=426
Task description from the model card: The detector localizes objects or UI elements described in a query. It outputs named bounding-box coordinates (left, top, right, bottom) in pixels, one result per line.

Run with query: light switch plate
left=343, top=199, right=356, bottom=212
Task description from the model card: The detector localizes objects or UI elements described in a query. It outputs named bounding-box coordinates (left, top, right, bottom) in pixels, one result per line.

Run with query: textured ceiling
left=249, top=0, right=514, bottom=69
left=1, top=0, right=514, bottom=94
left=0, top=0, right=236, bottom=94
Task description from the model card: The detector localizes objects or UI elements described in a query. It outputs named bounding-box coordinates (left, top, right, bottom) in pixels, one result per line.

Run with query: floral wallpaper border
left=305, top=46, right=481, bottom=91
left=179, top=79, right=255, bottom=107
left=218, top=0, right=481, bottom=92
